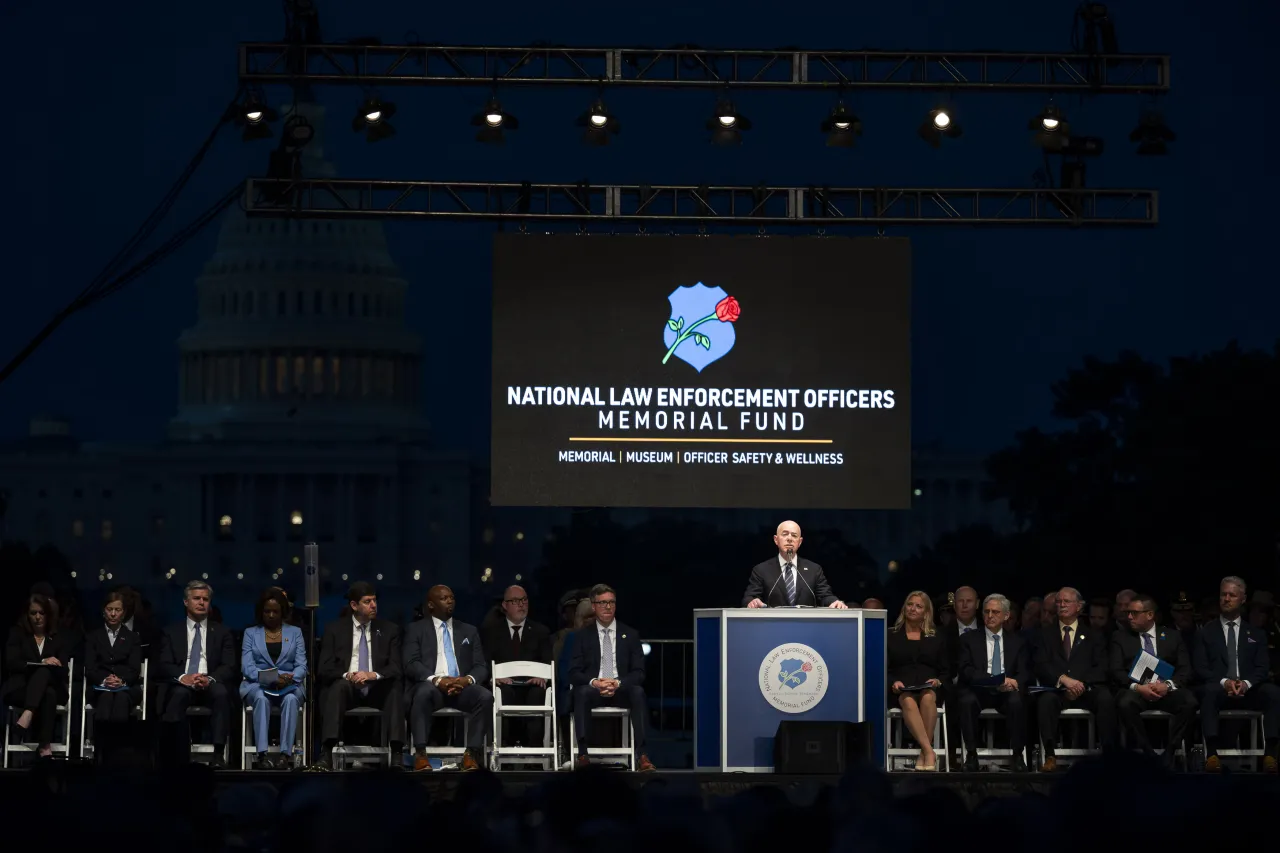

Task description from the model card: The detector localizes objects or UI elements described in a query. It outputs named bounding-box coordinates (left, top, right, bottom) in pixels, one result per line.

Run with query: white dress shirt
left=347, top=616, right=381, bottom=680
left=985, top=629, right=1005, bottom=676
left=595, top=620, right=619, bottom=681
left=35, top=636, right=46, bottom=657
left=1218, top=615, right=1251, bottom=689
left=186, top=618, right=209, bottom=677
left=506, top=618, right=525, bottom=641
left=956, top=619, right=978, bottom=634
left=428, top=616, right=475, bottom=685
left=106, top=625, right=120, bottom=647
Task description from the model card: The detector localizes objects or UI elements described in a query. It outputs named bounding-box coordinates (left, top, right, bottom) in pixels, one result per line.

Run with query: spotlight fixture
left=282, top=116, right=315, bottom=150
left=234, top=91, right=278, bottom=141
left=352, top=97, right=397, bottom=142
left=1129, top=110, right=1175, bottom=156
left=708, top=97, right=751, bottom=146
left=471, top=97, right=519, bottom=144
left=1030, top=103, right=1071, bottom=150
left=918, top=107, right=962, bottom=148
left=821, top=101, right=863, bottom=148
left=575, top=98, right=620, bottom=146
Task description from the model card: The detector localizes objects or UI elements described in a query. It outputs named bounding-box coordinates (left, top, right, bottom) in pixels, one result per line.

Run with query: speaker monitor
left=773, top=720, right=872, bottom=774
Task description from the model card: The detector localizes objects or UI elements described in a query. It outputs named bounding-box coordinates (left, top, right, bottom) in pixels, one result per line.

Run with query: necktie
left=784, top=562, right=797, bottom=605
left=358, top=625, right=371, bottom=695
left=991, top=634, right=1003, bottom=676
left=186, top=623, right=203, bottom=675
left=1226, top=621, right=1238, bottom=679
left=962, top=626, right=974, bottom=634
left=512, top=625, right=522, bottom=652
left=601, top=628, right=617, bottom=679
left=442, top=622, right=460, bottom=678
left=1062, top=625, right=1073, bottom=658
left=1142, top=633, right=1155, bottom=655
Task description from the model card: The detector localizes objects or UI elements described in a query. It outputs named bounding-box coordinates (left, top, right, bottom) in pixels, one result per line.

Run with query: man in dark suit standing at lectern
left=742, top=520, right=849, bottom=609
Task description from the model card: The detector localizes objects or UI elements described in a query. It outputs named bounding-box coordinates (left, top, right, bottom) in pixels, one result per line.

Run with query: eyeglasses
left=1125, top=609, right=1150, bottom=615
left=503, top=597, right=528, bottom=605
left=594, top=600, right=617, bottom=609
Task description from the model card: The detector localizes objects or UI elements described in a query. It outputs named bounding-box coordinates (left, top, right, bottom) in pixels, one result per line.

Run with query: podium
left=694, top=608, right=887, bottom=772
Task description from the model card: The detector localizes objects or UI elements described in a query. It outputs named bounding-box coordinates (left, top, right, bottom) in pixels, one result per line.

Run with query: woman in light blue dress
left=240, top=587, right=307, bottom=769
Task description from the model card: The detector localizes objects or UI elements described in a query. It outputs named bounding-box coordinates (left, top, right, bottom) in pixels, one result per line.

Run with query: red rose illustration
left=715, top=295, right=741, bottom=323
left=801, top=662, right=813, bottom=672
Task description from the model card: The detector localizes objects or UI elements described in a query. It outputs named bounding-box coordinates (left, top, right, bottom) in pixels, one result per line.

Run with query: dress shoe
left=1040, top=756, right=1058, bottom=773
left=963, top=755, right=980, bottom=772
left=1263, top=755, right=1277, bottom=774
left=575, top=755, right=592, bottom=770
left=209, top=754, right=227, bottom=770
left=461, top=750, right=481, bottom=772
left=1011, top=756, right=1030, bottom=773
left=413, top=753, right=432, bottom=772
left=1204, top=755, right=1222, bottom=773
left=636, top=754, right=656, bottom=772
left=253, top=753, right=273, bottom=770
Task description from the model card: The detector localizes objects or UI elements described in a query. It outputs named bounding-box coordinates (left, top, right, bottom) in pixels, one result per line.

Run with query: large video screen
left=491, top=235, right=911, bottom=508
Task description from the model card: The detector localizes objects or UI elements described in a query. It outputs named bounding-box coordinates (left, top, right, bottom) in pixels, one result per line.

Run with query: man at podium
left=742, top=520, right=849, bottom=609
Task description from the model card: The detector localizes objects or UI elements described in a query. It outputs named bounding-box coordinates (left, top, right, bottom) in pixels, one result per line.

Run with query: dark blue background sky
left=1, top=0, right=1273, bottom=459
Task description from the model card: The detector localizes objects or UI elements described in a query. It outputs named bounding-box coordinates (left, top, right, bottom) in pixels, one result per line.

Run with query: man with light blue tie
left=157, top=580, right=236, bottom=767
left=404, top=585, right=491, bottom=772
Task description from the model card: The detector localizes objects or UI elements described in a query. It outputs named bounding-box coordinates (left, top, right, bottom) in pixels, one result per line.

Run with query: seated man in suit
left=742, top=520, right=850, bottom=609
left=482, top=584, right=552, bottom=748
left=1032, top=587, right=1118, bottom=770
left=1192, top=575, right=1280, bottom=773
left=157, top=580, right=237, bottom=767
left=568, top=584, right=656, bottom=772
left=956, top=593, right=1031, bottom=772
left=315, top=582, right=405, bottom=770
left=1109, top=593, right=1197, bottom=767
left=404, top=585, right=491, bottom=771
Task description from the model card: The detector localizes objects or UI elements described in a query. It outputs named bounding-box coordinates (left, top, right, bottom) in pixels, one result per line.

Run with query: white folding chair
left=887, top=706, right=950, bottom=771
left=332, top=707, right=393, bottom=769
left=419, top=707, right=473, bottom=768
left=240, top=693, right=307, bottom=769
left=185, top=705, right=229, bottom=765
left=81, top=660, right=148, bottom=760
left=3, top=657, right=75, bottom=767
left=1037, top=707, right=1098, bottom=768
left=584, top=707, right=635, bottom=770
left=490, top=660, right=557, bottom=771
left=971, top=707, right=1017, bottom=770
left=1204, top=709, right=1266, bottom=771
left=1134, top=709, right=1187, bottom=763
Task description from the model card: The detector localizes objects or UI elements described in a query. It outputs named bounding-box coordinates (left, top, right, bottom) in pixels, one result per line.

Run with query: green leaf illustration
left=697, top=333, right=711, bottom=350
left=676, top=316, right=685, bottom=331
left=667, top=319, right=680, bottom=331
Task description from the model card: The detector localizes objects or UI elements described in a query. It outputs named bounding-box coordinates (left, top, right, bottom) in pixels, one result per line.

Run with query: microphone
left=303, top=542, right=319, bottom=608
left=797, top=566, right=819, bottom=605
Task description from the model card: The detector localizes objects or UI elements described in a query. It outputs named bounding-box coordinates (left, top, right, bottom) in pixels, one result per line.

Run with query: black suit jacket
left=84, top=626, right=143, bottom=686
left=317, top=617, right=403, bottom=687
left=887, top=628, right=949, bottom=688
left=957, top=628, right=1031, bottom=689
left=1033, top=621, right=1108, bottom=687
left=1109, top=626, right=1191, bottom=689
left=943, top=620, right=981, bottom=680
left=1192, top=618, right=1270, bottom=685
left=157, top=621, right=237, bottom=684
left=741, top=557, right=838, bottom=607
left=482, top=619, right=553, bottom=668
left=2, top=627, right=71, bottom=692
left=568, top=620, right=645, bottom=691
left=403, top=617, right=487, bottom=684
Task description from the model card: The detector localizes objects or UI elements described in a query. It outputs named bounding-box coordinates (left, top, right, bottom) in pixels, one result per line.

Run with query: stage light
left=471, top=97, right=519, bottom=144
left=821, top=101, right=862, bottom=148
left=1030, top=103, right=1071, bottom=150
left=234, top=91, right=278, bottom=142
left=708, top=98, right=751, bottom=145
left=283, top=116, right=315, bottom=150
left=576, top=98, right=620, bottom=146
left=918, top=107, right=962, bottom=148
left=1129, top=110, right=1175, bottom=156
left=352, top=96, right=397, bottom=142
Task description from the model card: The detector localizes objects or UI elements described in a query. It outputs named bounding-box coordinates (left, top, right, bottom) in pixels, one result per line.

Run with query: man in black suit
left=956, top=593, right=1031, bottom=772
left=742, top=520, right=849, bottom=609
left=482, top=584, right=552, bottom=748
left=315, top=582, right=405, bottom=770
left=404, top=584, right=491, bottom=771
left=157, top=580, right=237, bottom=766
left=1192, top=575, right=1280, bottom=773
left=1109, top=593, right=1197, bottom=767
left=942, top=586, right=980, bottom=765
left=1032, top=586, right=1118, bottom=770
left=568, top=584, right=655, bottom=772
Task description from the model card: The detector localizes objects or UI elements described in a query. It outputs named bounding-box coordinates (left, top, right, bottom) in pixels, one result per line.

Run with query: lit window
left=219, top=515, right=233, bottom=527
left=101, top=520, right=113, bottom=540
left=515, top=531, right=525, bottom=541
left=290, top=511, right=303, bottom=526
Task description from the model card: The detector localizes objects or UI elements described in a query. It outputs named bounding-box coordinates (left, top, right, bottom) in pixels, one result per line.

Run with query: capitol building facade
left=0, top=105, right=471, bottom=609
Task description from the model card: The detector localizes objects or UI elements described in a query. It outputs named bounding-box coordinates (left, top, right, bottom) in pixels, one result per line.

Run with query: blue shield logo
left=778, top=659, right=808, bottom=689
left=661, top=283, right=739, bottom=373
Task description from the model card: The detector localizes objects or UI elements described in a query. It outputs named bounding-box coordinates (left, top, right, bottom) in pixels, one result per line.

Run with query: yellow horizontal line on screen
left=568, top=437, right=834, bottom=444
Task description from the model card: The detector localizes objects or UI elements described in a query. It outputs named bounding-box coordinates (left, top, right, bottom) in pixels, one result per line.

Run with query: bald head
left=502, top=585, right=529, bottom=624
left=426, top=585, right=456, bottom=620
left=774, top=520, right=803, bottom=559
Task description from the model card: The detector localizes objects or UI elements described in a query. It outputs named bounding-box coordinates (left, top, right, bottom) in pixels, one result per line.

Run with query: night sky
left=1, top=0, right=1274, bottom=459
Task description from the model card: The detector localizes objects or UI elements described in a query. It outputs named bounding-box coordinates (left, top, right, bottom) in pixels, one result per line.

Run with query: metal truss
left=243, top=179, right=1158, bottom=227
left=239, top=43, right=1169, bottom=94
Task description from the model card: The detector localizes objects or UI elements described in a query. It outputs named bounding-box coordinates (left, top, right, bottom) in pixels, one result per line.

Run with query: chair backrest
left=492, top=660, right=554, bottom=681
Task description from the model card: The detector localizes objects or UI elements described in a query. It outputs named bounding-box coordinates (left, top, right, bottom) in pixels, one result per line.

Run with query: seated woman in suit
left=888, top=590, right=949, bottom=771
left=240, top=586, right=308, bottom=769
left=2, top=593, right=71, bottom=757
left=83, top=591, right=144, bottom=725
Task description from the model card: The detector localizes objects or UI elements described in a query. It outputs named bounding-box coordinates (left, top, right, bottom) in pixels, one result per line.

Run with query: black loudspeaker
left=773, top=720, right=872, bottom=774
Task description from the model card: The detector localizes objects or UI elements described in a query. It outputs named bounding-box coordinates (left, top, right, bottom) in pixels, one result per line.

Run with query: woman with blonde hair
left=887, top=590, right=948, bottom=770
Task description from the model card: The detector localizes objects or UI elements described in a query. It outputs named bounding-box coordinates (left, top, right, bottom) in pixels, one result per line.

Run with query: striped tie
left=784, top=563, right=797, bottom=605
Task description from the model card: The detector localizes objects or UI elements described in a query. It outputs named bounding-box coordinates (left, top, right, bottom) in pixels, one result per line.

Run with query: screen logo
left=758, top=643, right=828, bottom=713
left=661, top=283, right=740, bottom=373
